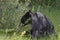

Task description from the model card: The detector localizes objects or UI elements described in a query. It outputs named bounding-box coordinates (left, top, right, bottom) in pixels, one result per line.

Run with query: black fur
left=19, top=10, right=31, bottom=26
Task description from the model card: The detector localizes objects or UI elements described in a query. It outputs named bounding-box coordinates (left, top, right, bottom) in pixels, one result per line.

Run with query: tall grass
left=0, top=0, right=60, bottom=40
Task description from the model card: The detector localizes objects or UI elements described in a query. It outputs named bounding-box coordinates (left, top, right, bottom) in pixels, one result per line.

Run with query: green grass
left=0, top=7, right=60, bottom=40
left=0, top=0, right=60, bottom=40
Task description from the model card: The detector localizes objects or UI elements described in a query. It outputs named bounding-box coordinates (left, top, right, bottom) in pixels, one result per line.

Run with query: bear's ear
left=29, top=10, right=31, bottom=12
left=26, top=10, right=31, bottom=14
left=26, top=10, right=33, bottom=17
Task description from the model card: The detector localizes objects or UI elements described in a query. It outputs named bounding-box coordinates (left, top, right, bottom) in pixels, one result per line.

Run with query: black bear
left=20, top=10, right=57, bottom=40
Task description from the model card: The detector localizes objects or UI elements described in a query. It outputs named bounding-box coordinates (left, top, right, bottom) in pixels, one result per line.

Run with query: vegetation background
left=0, top=0, right=60, bottom=40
